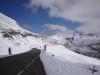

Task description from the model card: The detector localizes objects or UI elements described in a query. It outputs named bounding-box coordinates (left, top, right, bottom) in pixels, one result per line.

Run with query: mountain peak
left=0, top=12, right=22, bottom=30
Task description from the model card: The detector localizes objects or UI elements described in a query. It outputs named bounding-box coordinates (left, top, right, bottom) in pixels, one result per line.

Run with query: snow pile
left=40, top=45, right=100, bottom=75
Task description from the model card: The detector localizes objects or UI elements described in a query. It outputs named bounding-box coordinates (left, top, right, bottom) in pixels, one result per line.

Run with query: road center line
left=17, top=56, right=40, bottom=75
left=25, top=56, right=39, bottom=69
left=17, top=70, right=24, bottom=75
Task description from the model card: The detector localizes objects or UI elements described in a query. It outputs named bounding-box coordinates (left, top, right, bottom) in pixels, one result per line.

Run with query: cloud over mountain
left=44, top=24, right=73, bottom=34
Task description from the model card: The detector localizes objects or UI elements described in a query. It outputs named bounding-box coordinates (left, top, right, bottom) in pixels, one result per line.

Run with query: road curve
left=0, top=48, right=46, bottom=75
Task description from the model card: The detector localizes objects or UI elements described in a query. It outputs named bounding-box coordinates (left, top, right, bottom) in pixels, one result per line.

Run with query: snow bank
left=40, top=45, right=100, bottom=75
left=0, top=35, right=44, bottom=56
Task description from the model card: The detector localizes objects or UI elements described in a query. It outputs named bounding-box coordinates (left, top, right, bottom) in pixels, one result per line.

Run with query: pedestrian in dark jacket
left=44, top=45, right=47, bottom=51
left=8, top=47, right=12, bottom=55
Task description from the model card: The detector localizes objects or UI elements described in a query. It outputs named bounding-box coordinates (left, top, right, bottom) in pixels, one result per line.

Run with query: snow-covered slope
left=46, top=33, right=100, bottom=58
left=0, top=12, right=23, bottom=30
left=40, top=45, right=100, bottom=75
left=0, top=12, right=44, bottom=57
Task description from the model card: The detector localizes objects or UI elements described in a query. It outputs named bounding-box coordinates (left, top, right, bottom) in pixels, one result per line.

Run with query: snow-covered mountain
left=0, top=12, right=44, bottom=56
left=45, top=33, right=100, bottom=59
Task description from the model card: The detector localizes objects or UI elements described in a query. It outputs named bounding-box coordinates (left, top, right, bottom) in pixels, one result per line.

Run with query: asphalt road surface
left=0, top=48, right=46, bottom=75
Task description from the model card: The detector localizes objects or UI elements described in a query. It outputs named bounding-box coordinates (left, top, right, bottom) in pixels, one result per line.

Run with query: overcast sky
left=0, top=0, right=100, bottom=35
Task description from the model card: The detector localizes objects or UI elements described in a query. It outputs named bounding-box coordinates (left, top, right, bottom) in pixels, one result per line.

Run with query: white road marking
left=25, top=56, right=39, bottom=69
left=17, top=56, right=40, bottom=75
left=17, top=70, right=24, bottom=75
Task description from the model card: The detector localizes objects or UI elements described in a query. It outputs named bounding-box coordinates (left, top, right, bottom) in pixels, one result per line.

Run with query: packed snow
left=40, top=45, right=100, bottom=75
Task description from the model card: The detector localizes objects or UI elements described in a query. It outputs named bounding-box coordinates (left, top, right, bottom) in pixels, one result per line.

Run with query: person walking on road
left=8, top=47, right=12, bottom=55
left=44, top=45, right=47, bottom=52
